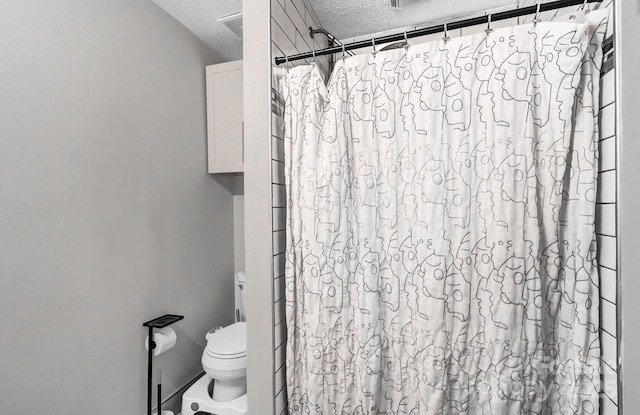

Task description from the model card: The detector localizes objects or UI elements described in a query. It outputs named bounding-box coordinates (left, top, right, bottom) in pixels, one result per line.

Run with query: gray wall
left=619, top=0, right=639, bottom=412
left=0, top=1, right=235, bottom=413
left=234, top=195, right=245, bottom=273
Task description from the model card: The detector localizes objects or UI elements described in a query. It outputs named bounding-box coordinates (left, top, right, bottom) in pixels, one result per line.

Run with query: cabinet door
left=206, top=61, right=244, bottom=173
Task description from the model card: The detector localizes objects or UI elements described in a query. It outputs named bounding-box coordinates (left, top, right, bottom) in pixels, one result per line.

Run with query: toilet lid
left=205, top=322, right=247, bottom=357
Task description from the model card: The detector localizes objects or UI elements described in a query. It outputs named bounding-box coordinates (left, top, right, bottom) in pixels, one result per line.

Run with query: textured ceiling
left=150, top=0, right=519, bottom=62
left=307, top=0, right=518, bottom=41
left=151, top=0, right=243, bottom=61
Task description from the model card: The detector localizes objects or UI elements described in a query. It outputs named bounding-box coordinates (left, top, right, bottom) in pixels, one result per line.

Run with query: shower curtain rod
left=274, top=0, right=600, bottom=65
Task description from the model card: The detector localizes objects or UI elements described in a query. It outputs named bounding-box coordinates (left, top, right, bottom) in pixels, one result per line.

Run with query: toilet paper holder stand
left=143, top=314, right=184, bottom=415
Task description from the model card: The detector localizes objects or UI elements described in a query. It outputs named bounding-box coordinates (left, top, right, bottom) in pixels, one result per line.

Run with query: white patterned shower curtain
left=283, top=11, right=608, bottom=415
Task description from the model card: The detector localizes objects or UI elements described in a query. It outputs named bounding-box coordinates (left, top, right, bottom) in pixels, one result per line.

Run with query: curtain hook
left=284, top=54, right=289, bottom=71
left=534, top=2, right=541, bottom=26
left=371, top=38, right=377, bottom=56
left=341, top=43, right=346, bottom=60
left=443, top=23, right=451, bottom=42
left=312, top=48, right=317, bottom=65
left=485, top=14, right=493, bottom=35
left=583, top=0, right=591, bottom=14
left=404, top=31, right=410, bottom=50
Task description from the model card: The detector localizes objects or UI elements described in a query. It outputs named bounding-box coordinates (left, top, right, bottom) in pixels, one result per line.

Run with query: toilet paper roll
left=145, top=327, right=177, bottom=356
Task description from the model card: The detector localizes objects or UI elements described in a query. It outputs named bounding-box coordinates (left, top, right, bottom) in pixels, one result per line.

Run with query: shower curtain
left=284, top=11, right=608, bottom=415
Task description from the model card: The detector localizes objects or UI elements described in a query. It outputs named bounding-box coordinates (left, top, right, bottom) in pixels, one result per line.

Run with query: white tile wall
left=272, top=160, right=285, bottom=184
left=272, top=230, right=285, bottom=254
left=272, top=184, right=286, bottom=208
left=599, top=266, right=617, bottom=304
left=600, top=104, right=616, bottom=140
left=596, top=203, right=616, bottom=236
left=274, top=275, right=286, bottom=303
left=602, top=299, right=617, bottom=337
left=592, top=2, right=619, bottom=413
left=602, top=330, right=617, bottom=372
left=271, top=18, right=297, bottom=58
left=271, top=1, right=330, bottom=413
left=272, top=113, right=285, bottom=137
left=597, top=170, right=616, bottom=204
left=599, top=137, right=616, bottom=172
left=274, top=298, right=286, bottom=326
left=602, top=395, right=618, bottom=415
left=272, top=136, right=285, bottom=161
left=601, top=71, right=615, bottom=107
left=274, top=251, right=285, bottom=273
left=602, top=362, right=619, bottom=403
left=598, top=235, right=617, bottom=269
left=274, top=364, right=286, bottom=400
left=273, top=208, right=285, bottom=231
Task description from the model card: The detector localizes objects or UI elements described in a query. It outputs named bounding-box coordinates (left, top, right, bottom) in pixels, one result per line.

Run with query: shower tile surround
left=271, top=1, right=331, bottom=414
left=269, top=1, right=619, bottom=414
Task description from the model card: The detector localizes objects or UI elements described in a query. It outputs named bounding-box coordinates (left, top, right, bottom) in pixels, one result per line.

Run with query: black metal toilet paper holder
left=143, top=314, right=184, bottom=415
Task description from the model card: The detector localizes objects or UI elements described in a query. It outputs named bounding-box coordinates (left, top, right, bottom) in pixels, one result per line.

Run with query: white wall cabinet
left=206, top=60, right=244, bottom=173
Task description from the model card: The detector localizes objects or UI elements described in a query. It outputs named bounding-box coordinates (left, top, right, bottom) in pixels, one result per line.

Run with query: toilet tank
left=235, top=272, right=246, bottom=322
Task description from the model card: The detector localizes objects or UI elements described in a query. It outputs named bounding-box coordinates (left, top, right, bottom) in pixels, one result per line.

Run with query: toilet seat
left=208, top=350, right=246, bottom=358
left=205, top=322, right=247, bottom=358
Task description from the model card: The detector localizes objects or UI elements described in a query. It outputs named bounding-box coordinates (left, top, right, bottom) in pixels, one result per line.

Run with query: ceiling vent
left=218, top=12, right=243, bottom=39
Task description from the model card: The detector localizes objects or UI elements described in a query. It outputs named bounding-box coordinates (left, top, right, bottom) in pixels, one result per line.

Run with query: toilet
left=182, top=272, right=247, bottom=415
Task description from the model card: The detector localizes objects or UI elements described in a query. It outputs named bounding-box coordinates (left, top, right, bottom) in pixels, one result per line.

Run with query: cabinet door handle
left=241, top=121, right=244, bottom=163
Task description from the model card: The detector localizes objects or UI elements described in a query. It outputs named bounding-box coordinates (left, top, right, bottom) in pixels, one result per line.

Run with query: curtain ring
left=312, top=48, right=317, bottom=65
left=404, top=31, right=410, bottom=50
left=443, top=23, right=451, bottom=42
left=534, top=2, right=541, bottom=26
left=486, top=14, right=493, bottom=35
left=341, top=43, right=346, bottom=60
left=371, top=38, right=377, bottom=56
